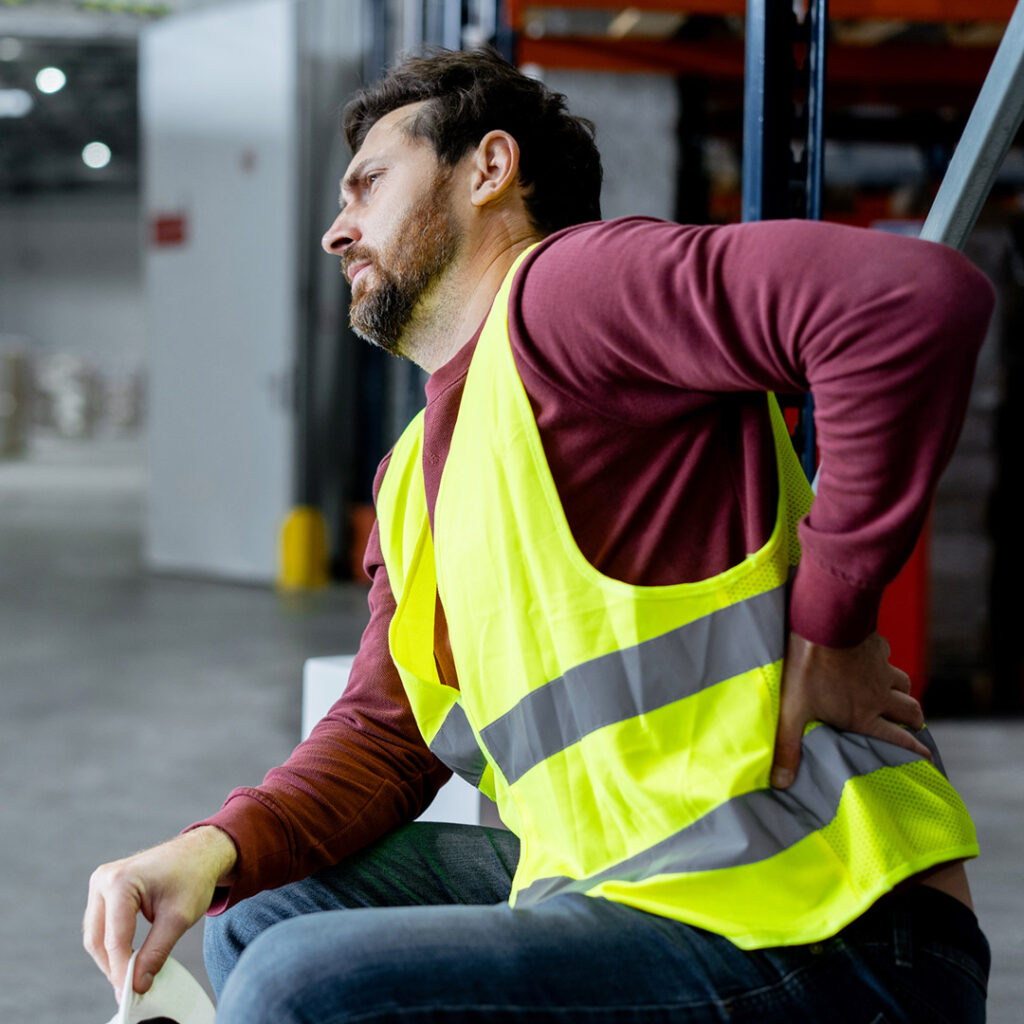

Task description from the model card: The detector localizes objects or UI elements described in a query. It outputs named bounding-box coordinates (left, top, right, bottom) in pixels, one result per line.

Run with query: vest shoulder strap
left=376, top=409, right=427, bottom=598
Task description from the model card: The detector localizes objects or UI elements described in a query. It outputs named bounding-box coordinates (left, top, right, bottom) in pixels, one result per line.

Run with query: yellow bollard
left=277, top=505, right=330, bottom=590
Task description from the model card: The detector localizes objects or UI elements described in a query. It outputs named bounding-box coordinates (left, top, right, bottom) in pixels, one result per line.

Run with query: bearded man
left=86, top=48, right=994, bottom=1024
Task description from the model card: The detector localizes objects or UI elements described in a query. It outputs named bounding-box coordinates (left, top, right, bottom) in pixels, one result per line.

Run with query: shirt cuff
left=788, top=556, right=883, bottom=648
left=184, top=789, right=294, bottom=915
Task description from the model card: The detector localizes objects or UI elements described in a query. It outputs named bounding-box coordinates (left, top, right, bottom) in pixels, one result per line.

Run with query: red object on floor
left=878, top=519, right=931, bottom=701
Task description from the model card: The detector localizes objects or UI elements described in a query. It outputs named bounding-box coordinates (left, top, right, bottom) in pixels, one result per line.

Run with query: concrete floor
left=1, top=438, right=1021, bottom=1023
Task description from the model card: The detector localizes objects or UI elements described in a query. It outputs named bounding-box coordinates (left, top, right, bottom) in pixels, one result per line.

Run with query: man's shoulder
left=505, top=218, right=711, bottom=418
left=530, top=215, right=689, bottom=256
left=551, top=214, right=669, bottom=236
left=514, top=216, right=710, bottom=300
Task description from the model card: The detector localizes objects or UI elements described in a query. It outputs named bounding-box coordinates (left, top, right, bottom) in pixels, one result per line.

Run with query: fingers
left=84, top=869, right=134, bottom=993
left=771, top=692, right=807, bottom=790
left=103, top=880, right=141, bottom=997
left=84, top=860, right=143, bottom=995
left=889, top=667, right=912, bottom=694
left=885, top=688, right=925, bottom=732
left=83, top=866, right=187, bottom=999
left=84, top=831, right=236, bottom=998
left=134, top=910, right=190, bottom=995
left=772, top=631, right=930, bottom=791
left=82, top=884, right=111, bottom=984
left=772, top=633, right=816, bottom=789
left=869, top=717, right=934, bottom=762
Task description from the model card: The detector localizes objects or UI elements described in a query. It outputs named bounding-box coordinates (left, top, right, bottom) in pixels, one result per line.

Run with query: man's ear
left=469, top=130, right=521, bottom=208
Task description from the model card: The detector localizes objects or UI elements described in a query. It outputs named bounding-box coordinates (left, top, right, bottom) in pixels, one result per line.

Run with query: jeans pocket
left=920, top=945, right=989, bottom=999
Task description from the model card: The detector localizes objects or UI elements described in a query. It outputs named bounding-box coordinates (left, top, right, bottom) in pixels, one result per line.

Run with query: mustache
left=341, top=245, right=377, bottom=280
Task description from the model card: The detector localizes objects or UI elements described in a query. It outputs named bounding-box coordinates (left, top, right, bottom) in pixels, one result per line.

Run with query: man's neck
left=402, top=228, right=544, bottom=374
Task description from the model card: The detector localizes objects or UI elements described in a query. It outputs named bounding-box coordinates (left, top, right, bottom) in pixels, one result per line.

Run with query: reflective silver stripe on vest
left=516, top=724, right=943, bottom=906
left=480, top=586, right=787, bottom=786
left=429, top=702, right=487, bottom=787
left=916, top=724, right=944, bottom=775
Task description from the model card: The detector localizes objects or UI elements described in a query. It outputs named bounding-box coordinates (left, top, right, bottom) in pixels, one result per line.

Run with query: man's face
left=344, top=165, right=461, bottom=354
left=323, top=105, right=464, bottom=355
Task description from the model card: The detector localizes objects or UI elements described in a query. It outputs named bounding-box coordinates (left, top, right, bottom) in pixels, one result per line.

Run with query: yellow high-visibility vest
left=376, top=248, right=978, bottom=949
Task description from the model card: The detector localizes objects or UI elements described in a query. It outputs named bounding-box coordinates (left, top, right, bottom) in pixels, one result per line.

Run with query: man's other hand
left=83, top=825, right=237, bottom=998
left=770, top=631, right=931, bottom=790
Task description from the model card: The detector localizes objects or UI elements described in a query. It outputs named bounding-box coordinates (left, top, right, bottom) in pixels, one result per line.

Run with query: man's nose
left=321, top=210, right=358, bottom=255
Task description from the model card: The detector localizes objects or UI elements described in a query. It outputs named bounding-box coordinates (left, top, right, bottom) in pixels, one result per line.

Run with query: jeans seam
left=921, top=946, right=989, bottom=995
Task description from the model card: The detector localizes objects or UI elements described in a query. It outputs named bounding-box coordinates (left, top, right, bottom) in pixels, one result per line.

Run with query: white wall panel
left=142, top=0, right=297, bottom=581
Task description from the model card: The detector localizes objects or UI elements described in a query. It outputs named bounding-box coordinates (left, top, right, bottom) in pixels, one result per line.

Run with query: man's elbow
left=915, top=242, right=996, bottom=356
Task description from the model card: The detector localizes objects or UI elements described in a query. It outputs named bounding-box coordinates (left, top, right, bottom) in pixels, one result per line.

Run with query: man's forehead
left=351, top=102, right=429, bottom=162
left=340, top=102, right=435, bottom=196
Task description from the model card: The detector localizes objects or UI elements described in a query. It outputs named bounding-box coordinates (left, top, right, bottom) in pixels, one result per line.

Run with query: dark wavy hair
left=342, top=48, right=602, bottom=235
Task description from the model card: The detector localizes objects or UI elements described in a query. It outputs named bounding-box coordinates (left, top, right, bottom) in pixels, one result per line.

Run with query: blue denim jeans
left=205, top=822, right=989, bottom=1023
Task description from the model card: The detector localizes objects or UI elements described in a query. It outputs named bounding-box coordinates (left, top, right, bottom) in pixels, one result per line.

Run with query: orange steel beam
left=517, top=34, right=999, bottom=81
left=518, top=36, right=743, bottom=74
left=508, top=0, right=1015, bottom=27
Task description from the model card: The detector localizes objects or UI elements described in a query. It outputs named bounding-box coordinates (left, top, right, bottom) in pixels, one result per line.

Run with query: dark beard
left=347, top=173, right=461, bottom=355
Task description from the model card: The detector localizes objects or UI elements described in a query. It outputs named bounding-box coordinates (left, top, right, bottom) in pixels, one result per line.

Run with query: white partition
left=141, top=0, right=298, bottom=581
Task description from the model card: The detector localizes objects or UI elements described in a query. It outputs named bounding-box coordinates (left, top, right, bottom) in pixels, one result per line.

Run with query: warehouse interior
left=1, top=0, right=1023, bottom=1020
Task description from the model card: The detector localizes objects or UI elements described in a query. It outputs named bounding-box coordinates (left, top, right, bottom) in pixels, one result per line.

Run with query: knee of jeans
left=214, top=925, right=293, bottom=1024
left=202, top=903, right=264, bottom=997
left=214, top=918, right=357, bottom=1024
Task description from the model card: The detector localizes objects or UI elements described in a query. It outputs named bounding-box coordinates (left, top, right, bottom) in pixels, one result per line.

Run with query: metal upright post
left=805, top=0, right=828, bottom=223
left=741, top=0, right=793, bottom=223
left=920, top=0, right=1024, bottom=250
left=798, top=0, right=827, bottom=479
left=493, top=0, right=516, bottom=61
left=742, top=0, right=828, bottom=481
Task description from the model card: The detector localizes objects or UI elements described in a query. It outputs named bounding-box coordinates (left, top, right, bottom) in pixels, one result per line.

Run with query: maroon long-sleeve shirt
left=197, top=218, right=993, bottom=910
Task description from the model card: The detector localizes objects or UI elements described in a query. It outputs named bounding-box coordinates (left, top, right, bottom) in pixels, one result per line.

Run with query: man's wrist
left=788, top=558, right=882, bottom=648
left=181, top=824, right=238, bottom=886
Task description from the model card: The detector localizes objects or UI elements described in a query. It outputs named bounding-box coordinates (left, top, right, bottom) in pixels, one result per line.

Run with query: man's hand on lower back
left=771, top=631, right=931, bottom=790
left=83, top=825, right=238, bottom=998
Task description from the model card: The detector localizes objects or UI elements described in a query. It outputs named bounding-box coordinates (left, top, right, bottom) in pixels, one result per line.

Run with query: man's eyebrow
left=339, top=158, right=373, bottom=207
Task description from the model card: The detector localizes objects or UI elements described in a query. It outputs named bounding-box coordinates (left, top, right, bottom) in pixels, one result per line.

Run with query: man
left=85, top=48, right=993, bottom=1022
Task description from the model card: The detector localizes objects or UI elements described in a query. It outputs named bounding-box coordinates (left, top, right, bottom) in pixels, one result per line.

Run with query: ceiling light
left=0, top=89, right=33, bottom=118
left=82, top=142, right=112, bottom=170
left=36, top=66, right=66, bottom=94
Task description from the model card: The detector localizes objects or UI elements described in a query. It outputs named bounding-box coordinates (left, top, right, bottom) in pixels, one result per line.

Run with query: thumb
left=771, top=693, right=806, bottom=790
left=134, top=913, right=188, bottom=994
